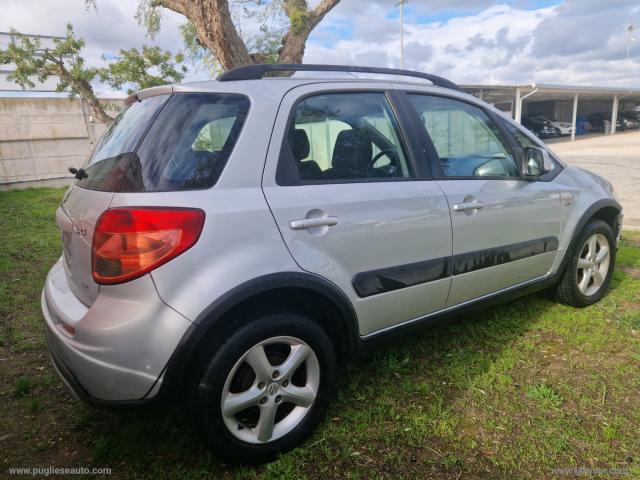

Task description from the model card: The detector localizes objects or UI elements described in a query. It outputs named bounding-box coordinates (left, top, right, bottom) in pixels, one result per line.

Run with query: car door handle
left=289, top=216, right=338, bottom=230
left=453, top=201, right=484, bottom=212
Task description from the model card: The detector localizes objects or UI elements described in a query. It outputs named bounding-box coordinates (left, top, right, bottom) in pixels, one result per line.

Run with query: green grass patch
left=526, top=383, right=563, bottom=409
left=14, top=375, right=32, bottom=397
left=0, top=187, right=639, bottom=479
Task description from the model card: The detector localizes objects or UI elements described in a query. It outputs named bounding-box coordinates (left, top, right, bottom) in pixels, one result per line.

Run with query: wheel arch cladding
left=158, top=272, right=358, bottom=398
left=563, top=199, right=622, bottom=270
left=590, top=205, right=621, bottom=233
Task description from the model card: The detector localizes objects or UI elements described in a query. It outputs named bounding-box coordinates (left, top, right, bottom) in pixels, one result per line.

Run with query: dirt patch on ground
left=0, top=347, right=96, bottom=470
left=619, top=266, right=640, bottom=279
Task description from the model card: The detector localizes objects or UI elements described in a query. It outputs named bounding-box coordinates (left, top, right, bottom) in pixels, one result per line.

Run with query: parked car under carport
left=522, top=116, right=559, bottom=138
left=531, top=116, right=573, bottom=136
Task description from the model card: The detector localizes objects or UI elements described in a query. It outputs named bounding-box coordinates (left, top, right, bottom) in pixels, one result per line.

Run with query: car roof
left=127, top=59, right=479, bottom=103
left=128, top=76, right=476, bottom=107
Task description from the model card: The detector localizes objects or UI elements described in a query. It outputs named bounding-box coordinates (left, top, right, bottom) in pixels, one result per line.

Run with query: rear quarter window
left=76, top=94, right=169, bottom=191
left=120, top=93, right=250, bottom=192
left=75, top=93, right=250, bottom=192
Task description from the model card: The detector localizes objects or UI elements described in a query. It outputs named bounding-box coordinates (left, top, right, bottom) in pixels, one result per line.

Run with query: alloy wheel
left=220, top=336, right=320, bottom=444
left=576, top=233, right=610, bottom=296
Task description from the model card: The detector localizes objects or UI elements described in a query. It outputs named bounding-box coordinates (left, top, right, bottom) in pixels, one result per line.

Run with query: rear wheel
left=191, top=310, right=336, bottom=464
left=555, top=219, right=615, bottom=307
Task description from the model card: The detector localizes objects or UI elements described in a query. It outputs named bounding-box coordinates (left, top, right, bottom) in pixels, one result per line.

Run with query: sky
left=1, top=0, right=639, bottom=95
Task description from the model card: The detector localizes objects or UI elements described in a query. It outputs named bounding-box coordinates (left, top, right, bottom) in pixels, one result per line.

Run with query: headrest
left=290, top=129, right=310, bottom=161
left=332, top=129, right=372, bottom=171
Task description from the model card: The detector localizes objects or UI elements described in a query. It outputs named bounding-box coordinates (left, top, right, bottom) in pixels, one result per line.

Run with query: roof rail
left=217, top=64, right=462, bottom=91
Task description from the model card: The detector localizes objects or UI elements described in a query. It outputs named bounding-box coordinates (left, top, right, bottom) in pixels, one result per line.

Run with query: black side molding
left=352, top=236, right=559, bottom=298
left=353, top=257, right=451, bottom=297
left=453, top=236, right=559, bottom=275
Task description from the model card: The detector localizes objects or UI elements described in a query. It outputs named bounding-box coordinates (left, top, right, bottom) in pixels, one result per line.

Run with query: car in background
left=531, top=115, right=573, bottom=136
left=619, top=112, right=639, bottom=129
left=522, top=116, right=559, bottom=138
left=587, top=112, right=622, bottom=132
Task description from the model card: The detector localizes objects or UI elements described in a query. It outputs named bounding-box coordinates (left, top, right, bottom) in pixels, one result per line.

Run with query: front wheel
left=190, top=310, right=336, bottom=464
left=555, top=219, right=616, bottom=307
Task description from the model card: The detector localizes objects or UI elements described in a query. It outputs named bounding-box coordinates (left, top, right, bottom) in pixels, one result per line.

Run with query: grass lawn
left=1, top=187, right=639, bottom=479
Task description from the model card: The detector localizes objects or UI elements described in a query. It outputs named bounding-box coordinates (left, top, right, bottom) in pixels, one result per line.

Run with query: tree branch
left=154, top=0, right=252, bottom=70
left=278, top=0, right=340, bottom=64
left=151, top=0, right=186, bottom=16
left=56, top=66, right=113, bottom=124
left=309, top=0, right=340, bottom=28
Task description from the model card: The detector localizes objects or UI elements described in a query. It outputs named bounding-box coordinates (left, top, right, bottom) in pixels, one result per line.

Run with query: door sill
left=360, top=274, right=549, bottom=340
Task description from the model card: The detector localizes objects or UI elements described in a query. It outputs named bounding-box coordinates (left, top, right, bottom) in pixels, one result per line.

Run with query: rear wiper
left=68, top=167, right=88, bottom=180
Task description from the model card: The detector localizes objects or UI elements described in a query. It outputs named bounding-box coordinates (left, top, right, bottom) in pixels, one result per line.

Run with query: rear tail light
left=92, top=207, right=205, bottom=285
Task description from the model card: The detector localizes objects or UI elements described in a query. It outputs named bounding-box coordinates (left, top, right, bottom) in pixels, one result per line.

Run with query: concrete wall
left=0, top=96, right=123, bottom=188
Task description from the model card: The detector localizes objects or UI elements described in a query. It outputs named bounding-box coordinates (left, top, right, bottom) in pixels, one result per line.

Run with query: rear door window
left=281, top=92, right=413, bottom=183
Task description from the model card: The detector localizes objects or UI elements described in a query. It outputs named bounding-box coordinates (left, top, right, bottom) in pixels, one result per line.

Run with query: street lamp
left=395, top=0, right=409, bottom=69
left=627, top=24, right=637, bottom=64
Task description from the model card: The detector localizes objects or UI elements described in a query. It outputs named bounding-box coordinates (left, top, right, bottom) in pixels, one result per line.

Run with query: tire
left=555, top=219, right=616, bottom=307
left=190, top=309, right=336, bottom=464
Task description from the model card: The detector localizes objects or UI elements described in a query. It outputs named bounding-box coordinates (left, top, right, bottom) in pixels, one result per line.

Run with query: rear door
left=262, top=84, right=452, bottom=336
left=403, top=92, right=562, bottom=306
left=57, top=93, right=170, bottom=305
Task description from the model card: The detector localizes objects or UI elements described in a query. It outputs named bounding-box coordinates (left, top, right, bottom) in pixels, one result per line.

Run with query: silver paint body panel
left=42, top=257, right=192, bottom=400
left=436, top=179, right=562, bottom=305
left=262, top=82, right=453, bottom=336
left=41, top=76, right=621, bottom=402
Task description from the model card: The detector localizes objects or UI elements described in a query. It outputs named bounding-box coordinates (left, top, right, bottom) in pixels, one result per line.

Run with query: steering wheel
left=366, top=149, right=399, bottom=171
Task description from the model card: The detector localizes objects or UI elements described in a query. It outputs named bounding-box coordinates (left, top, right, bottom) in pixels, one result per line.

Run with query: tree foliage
left=0, top=24, right=186, bottom=123
left=88, top=0, right=341, bottom=72
left=0, top=24, right=112, bottom=123
left=98, top=46, right=186, bottom=94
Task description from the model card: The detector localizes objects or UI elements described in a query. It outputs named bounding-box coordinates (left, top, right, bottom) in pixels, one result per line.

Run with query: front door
left=262, top=85, right=452, bottom=336
left=404, top=92, right=562, bottom=306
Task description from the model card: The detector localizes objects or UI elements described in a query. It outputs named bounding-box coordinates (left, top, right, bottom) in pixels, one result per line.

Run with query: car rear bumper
left=42, top=257, right=193, bottom=404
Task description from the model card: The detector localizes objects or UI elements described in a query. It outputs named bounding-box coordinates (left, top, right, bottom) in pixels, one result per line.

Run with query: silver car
left=42, top=64, right=623, bottom=464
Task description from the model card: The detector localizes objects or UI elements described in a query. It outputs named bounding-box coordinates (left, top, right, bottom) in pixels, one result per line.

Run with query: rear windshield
left=76, top=93, right=251, bottom=192
left=76, top=94, right=169, bottom=190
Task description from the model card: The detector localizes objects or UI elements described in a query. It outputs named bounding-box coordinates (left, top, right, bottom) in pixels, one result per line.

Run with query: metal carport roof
left=461, top=83, right=640, bottom=140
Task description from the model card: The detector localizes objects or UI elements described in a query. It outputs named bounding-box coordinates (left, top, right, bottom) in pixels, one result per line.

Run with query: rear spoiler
left=125, top=85, right=174, bottom=106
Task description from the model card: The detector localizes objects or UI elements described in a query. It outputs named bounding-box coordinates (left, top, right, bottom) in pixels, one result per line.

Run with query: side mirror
left=522, top=147, right=553, bottom=177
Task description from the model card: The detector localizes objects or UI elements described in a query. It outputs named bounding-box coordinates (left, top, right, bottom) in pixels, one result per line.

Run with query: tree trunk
left=154, top=0, right=252, bottom=71
left=278, top=31, right=308, bottom=64
left=154, top=0, right=341, bottom=71
left=57, top=67, right=113, bottom=124
left=278, top=0, right=341, bottom=64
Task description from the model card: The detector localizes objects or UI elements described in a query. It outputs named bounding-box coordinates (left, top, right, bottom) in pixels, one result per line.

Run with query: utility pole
left=627, top=24, right=637, bottom=65
left=396, top=0, right=409, bottom=69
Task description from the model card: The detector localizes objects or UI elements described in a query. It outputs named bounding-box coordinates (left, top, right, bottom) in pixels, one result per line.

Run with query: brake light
left=92, top=208, right=205, bottom=285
